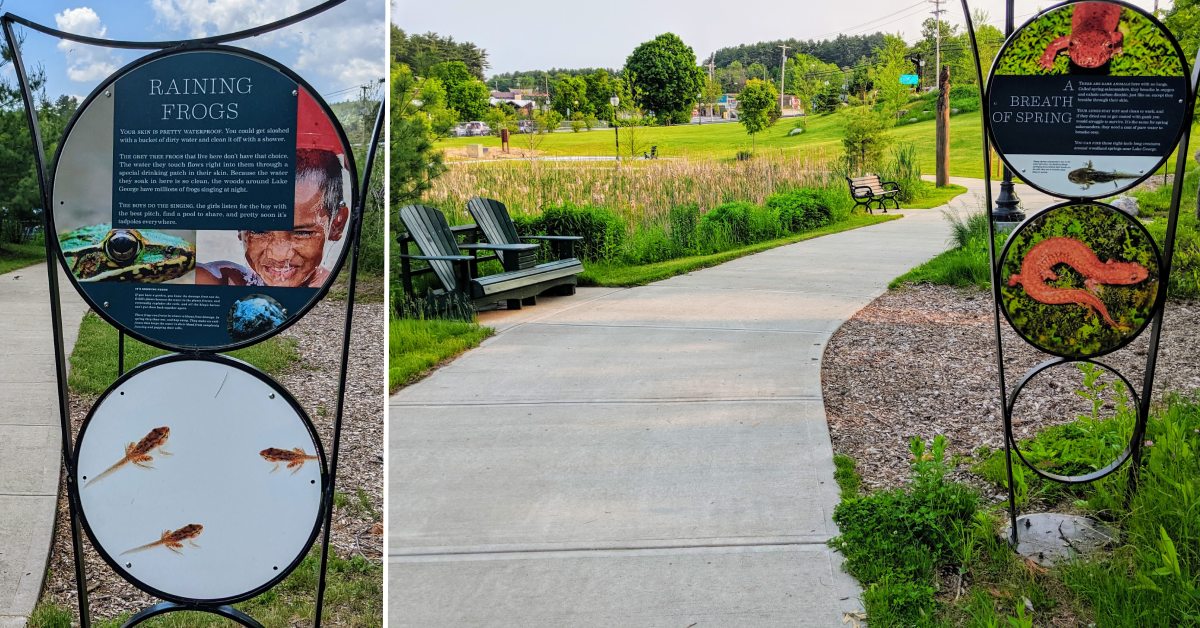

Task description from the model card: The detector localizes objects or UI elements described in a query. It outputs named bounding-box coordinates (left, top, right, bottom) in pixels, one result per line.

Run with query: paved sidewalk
left=389, top=180, right=1051, bottom=626
left=0, top=264, right=87, bottom=628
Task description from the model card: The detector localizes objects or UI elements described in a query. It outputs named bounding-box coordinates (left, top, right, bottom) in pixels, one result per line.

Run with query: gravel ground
left=822, top=284, right=1200, bottom=493
left=41, top=299, right=384, bottom=621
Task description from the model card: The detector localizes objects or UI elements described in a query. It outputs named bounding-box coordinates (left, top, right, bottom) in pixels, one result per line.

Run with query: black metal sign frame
left=960, top=0, right=1198, bottom=546
left=1, top=1, right=384, bottom=625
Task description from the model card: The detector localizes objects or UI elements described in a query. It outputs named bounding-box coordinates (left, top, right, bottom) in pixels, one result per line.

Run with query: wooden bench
left=846, top=174, right=901, bottom=213
left=466, top=197, right=583, bottom=279
left=397, top=204, right=582, bottom=311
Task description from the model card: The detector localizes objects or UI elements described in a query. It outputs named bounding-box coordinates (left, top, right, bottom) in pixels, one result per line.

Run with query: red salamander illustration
left=1008, top=237, right=1148, bottom=330
left=1040, top=2, right=1124, bottom=70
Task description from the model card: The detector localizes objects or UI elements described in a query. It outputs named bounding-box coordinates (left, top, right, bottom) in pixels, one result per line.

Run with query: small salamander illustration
left=1067, top=161, right=1140, bottom=189
left=1008, top=237, right=1148, bottom=330
left=1040, top=2, right=1124, bottom=70
left=121, top=524, right=203, bottom=555
left=85, top=426, right=171, bottom=487
left=260, top=447, right=319, bottom=474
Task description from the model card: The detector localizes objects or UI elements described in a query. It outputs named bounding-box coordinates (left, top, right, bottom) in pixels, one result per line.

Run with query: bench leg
left=506, top=299, right=523, bottom=310
left=522, top=296, right=537, bottom=306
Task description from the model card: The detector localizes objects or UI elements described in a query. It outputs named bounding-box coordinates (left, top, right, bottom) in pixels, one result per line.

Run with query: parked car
left=451, top=121, right=492, bottom=137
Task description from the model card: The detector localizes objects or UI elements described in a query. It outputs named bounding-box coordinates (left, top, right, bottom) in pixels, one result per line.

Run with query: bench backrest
left=398, top=204, right=463, bottom=292
left=848, top=175, right=889, bottom=196
left=467, top=197, right=522, bottom=269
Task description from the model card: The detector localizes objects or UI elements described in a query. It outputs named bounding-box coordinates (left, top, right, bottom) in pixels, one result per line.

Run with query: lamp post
left=994, top=0, right=1025, bottom=223
left=697, top=92, right=703, bottom=125
left=610, top=94, right=620, bottom=162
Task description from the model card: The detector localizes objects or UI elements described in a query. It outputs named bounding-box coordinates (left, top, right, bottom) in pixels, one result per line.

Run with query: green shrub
left=764, top=189, right=835, bottom=233
left=622, top=224, right=678, bottom=265
left=1145, top=211, right=1200, bottom=299
left=880, top=143, right=923, bottom=203
left=830, top=435, right=979, bottom=624
left=538, top=203, right=626, bottom=261
left=697, top=201, right=754, bottom=244
left=668, top=203, right=700, bottom=253
left=747, top=204, right=783, bottom=242
left=862, top=577, right=938, bottom=627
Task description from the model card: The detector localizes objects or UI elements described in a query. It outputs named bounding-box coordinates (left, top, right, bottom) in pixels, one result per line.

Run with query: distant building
left=489, top=90, right=538, bottom=117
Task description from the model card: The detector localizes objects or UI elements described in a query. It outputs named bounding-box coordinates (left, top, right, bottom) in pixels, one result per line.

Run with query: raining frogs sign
left=51, top=47, right=356, bottom=351
left=986, top=0, right=1189, bottom=199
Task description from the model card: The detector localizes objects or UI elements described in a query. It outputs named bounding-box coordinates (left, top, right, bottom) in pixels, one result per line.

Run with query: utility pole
left=930, top=0, right=945, bottom=89
left=708, top=53, right=716, bottom=80
left=778, top=44, right=790, bottom=113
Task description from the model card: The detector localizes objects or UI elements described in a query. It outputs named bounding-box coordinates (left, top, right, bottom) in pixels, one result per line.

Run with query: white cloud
left=149, top=0, right=384, bottom=97
left=54, top=7, right=120, bottom=82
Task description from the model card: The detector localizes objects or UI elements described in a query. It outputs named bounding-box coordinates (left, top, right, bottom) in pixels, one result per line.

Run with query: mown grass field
left=439, top=111, right=987, bottom=178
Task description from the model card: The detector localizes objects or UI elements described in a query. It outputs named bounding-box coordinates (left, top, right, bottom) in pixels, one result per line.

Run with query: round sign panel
left=1007, top=358, right=1138, bottom=484
left=999, top=202, right=1160, bottom=359
left=986, top=0, right=1189, bottom=199
left=51, top=46, right=357, bottom=352
left=74, top=355, right=325, bottom=604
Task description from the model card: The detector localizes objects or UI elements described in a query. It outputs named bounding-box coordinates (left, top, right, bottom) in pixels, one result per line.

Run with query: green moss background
left=1000, top=204, right=1159, bottom=357
left=995, top=4, right=1184, bottom=76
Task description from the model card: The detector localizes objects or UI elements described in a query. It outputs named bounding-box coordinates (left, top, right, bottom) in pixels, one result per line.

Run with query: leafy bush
left=697, top=201, right=754, bottom=245
left=747, top=204, right=783, bottom=242
left=621, top=224, right=677, bottom=265
left=668, top=203, right=700, bottom=253
left=537, top=203, right=626, bottom=261
left=764, top=189, right=834, bottom=233
left=831, top=436, right=979, bottom=626
left=880, top=143, right=923, bottom=203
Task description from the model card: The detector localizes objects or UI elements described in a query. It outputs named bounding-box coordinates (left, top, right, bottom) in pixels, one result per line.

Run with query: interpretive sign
left=74, top=355, right=324, bottom=603
left=900, top=74, right=920, bottom=86
left=986, top=0, right=1188, bottom=199
left=999, top=201, right=1160, bottom=359
left=52, top=47, right=355, bottom=351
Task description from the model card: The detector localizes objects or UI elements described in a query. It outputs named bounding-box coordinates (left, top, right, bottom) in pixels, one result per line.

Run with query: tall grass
left=425, top=152, right=838, bottom=226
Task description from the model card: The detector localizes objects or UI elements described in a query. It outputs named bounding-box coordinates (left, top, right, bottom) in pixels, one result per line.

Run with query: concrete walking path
left=0, top=264, right=87, bottom=627
left=389, top=179, right=1053, bottom=626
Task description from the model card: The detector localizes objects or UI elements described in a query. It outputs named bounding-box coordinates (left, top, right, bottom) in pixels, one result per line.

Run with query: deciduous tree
left=738, top=79, right=779, bottom=150
left=624, top=33, right=705, bottom=124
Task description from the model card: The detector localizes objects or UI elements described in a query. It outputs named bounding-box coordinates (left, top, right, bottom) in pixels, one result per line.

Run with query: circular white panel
left=74, top=355, right=324, bottom=603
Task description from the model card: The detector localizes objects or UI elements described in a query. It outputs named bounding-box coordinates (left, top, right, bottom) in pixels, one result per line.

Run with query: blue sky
left=5, top=0, right=385, bottom=103
left=395, top=0, right=1167, bottom=77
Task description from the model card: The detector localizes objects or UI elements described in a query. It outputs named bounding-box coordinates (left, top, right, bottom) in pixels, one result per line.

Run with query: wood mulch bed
left=822, top=284, right=1200, bottom=495
left=41, top=300, right=384, bottom=621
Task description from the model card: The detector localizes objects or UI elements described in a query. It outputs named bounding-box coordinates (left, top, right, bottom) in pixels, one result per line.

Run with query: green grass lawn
left=67, top=311, right=300, bottom=395
left=902, top=183, right=968, bottom=209
left=441, top=111, right=986, bottom=178
left=0, top=241, right=46, bottom=275
left=582, top=212, right=903, bottom=287
left=388, top=317, right=493, bottom=392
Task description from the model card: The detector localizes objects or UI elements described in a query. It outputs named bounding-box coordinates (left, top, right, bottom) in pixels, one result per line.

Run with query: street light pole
left=610, top=94, right=620, bottom=162
left=994, top=0, right=1025, bottom=222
